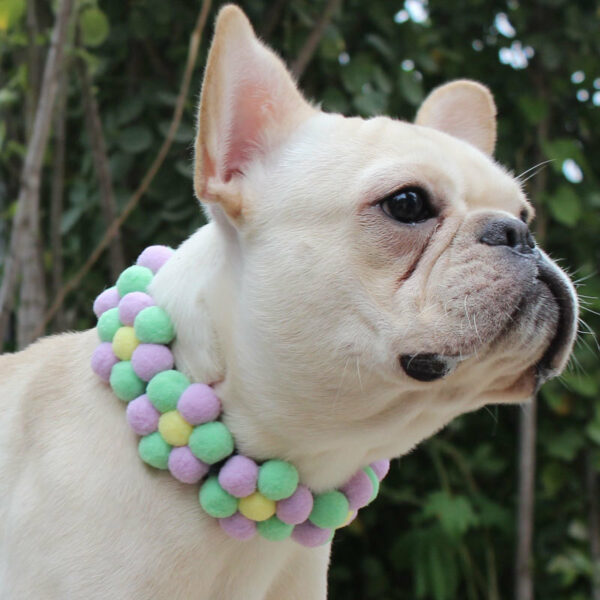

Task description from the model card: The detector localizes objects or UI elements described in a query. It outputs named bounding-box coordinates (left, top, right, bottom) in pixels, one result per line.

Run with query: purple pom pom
left=168, top=446, right=209, bottom=484
left=291, top=521, right=332, bottom=547
left=341, top=469, right=373, bottom=510
left=219, top=512, right=256, bottom=541
left=126, top=394, right=160, bottom=435
left=91, top=342, right=119, bottom=381
left=370, top=459, right=390, bottom=481
left=136, top=246, right=174, bottom=274
left=177, top=384, right=221, bottom=425
left=276, top=485, right=314, bottom=525
left=131, top=344, right=174, bottom=381
left=118, top=292, right=155, bottom=326
left=218, top=455, right=258, bottom=498
left=93, top=287, right=120, bottom=318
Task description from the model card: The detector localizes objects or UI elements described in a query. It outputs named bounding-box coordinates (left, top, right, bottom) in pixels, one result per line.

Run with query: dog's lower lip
left=400, top=353, right=459, bottom=382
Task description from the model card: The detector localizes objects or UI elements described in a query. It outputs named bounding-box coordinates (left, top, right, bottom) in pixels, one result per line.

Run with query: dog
left=0, top=5, right=578, bottom=599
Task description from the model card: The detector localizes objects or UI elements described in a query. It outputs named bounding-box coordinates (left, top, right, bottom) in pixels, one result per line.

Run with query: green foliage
left=1, top=1, right=599, bottom=599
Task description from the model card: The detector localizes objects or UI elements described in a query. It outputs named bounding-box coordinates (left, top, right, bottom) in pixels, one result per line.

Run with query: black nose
left=479, top=217, right=535, bottom=254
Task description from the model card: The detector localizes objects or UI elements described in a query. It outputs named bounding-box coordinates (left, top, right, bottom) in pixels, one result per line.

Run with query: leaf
left=546, top=185, right=582, bottom=227
left=353, top=89, right=387, bottom=117
left=545, top=428, right=585, bottom=461
left=0, top=0, right=25, bottom=31
left=340, top=53, right=374, bottom=95
left=79, top=6, right=110, bottom=48
left=398, top=70, right=424, bottom=106
left=117, top=126, right=153, bottom=154
left=423, top=492, right=478, bottom=538
left=321, top=87, right=350, bottom=114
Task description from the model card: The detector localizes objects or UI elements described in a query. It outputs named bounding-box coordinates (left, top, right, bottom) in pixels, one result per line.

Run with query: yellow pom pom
left=238, top=492, right=276, bottom=522
left=112, top=326, right=140, bottom=360
left=158, top=411, right=193, bottom=446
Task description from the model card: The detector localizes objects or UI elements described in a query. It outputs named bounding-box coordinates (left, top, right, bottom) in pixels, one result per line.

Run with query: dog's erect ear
left=415, top=80, right=497, bottom=156
left=194, top=5, right=314, bottom=220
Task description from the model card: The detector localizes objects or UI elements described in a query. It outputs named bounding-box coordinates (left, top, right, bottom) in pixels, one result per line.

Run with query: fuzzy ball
left=168, top=446, right=209, bottom=484
left=339, top=510, right=357, bottom=529
left=131, top=343, right=174, bottom=381
left=188, top=422, right=234, bottom=465
left=91, top=342, right=119, bottom=381
left=218, top=455, right=258, bottom=498
left=118, top=292, right=155, bottom=326
left=93, top=287, right=120, bottom=318
left=134, top=306, right=175, bottom=345
left=116, top=265, right=154, bottom=297
left=147, top=370, right=190, bottom=413
left=363, top=466, right=380, bottom=503
left=126, top=394, right=160, bottom=435
left=158, top=411, right=193, bottom=446
left=110, top=361, right=145, bottom=402
left=112, top=326, right=140, bottom=361
left=370, top=459, right=391, bottom=481
left=219, top=512, right=256, bottom=541
left=276, top=484, right=314, bottom=525
left=199, top=476, right=238, bottom=518
left=309, top=490, right=350, bottom=529
left=237, top=492, right=276, bottom=522
left=138, top=432, right=171, bottom=469
left=136, top=245, right=174, bottom=274
left=341, top=469, right=373, bottom=511
left=257, top=516, right=293, bottom=541
left=258, top=460, right=299, bottom=501
left=291, top=521, right=333, bottom=548
left=177, top=383, right=221, bottom=425
left=97, top=307, right=122, bottom=343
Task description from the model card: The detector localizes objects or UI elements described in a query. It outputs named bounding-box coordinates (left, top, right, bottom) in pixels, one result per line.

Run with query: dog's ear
left=194, top=5, right=314, bottom=221
left=415, top=80, right=497, bottom=156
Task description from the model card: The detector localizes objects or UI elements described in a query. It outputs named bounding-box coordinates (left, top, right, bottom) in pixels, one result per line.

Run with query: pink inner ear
left=222, top=81, right=274, bottom=182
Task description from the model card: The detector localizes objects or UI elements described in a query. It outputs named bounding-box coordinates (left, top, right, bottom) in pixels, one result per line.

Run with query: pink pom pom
left=118, top=292, right=155, bottom=326
left=370, top=459, right=390, bottom=481
left=93, top=287, right=120, bottom=318
left=218, top=455, right=258, bottom=498
left=276, top=485, right=314, bottom=525
left=131, top=344, right=174, bottom=381
left=126, top=394, right=160, bottom=435
left=91, top=342, right=119, bottom=381
left=292, top=521, right=332, bottom=547
left=219, top=512, right=256, bottom=541
left=168, top=446, right=209, bottom=484
left=341, top=469, right=373, bottom=510
left=136, top=246, right=174, bottom=274
left=177, top=384, right=221, bottom=425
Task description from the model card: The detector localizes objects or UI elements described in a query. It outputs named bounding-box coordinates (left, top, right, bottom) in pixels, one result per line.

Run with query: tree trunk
left=0, top=0, right=74, bottom=348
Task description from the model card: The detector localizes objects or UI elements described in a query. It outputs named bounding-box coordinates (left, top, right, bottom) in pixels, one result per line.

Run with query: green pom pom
left=309, top=490, right=349, bottom=529
left=257, top=516, right=293, bottom=541
left=109, top=361, right=145, bottom=401
left=258, top=460, right=299, bottom=501
left=363, top=466, right=379, bottom=503
left=199, top=476, right=238, bottom=518
left=138, top=432, right=171, bottom=469
left=147, top=370, right=189, bottom=412
left=97, top=307, right=122, bottom=342
left=134, top=306, right=175, bottom=344
left=116, top=265, right=153, bottom=297
left=188, top=422, right=234, bottom=465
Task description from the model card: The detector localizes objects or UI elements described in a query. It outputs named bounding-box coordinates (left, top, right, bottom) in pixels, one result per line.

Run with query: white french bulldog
left=0, top=5, right=578, bottom=599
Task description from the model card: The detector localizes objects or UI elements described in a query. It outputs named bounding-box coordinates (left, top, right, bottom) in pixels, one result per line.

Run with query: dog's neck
left=148, top=223, right=470, bottom=491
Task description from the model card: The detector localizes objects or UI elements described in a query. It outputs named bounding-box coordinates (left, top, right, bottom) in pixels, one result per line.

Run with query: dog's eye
left=379, top=187, right=434, bottom=224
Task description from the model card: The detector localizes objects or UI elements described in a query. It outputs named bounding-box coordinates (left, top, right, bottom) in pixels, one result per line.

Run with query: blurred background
left=1, top=0, right=599, bottom=598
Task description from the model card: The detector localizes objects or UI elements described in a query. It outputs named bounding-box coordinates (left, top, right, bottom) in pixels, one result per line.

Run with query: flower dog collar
left=91, top=246, right=390, bottom=546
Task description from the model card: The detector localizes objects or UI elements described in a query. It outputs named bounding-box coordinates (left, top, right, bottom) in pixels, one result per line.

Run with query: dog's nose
left=479, top=217, right=535, bottom=255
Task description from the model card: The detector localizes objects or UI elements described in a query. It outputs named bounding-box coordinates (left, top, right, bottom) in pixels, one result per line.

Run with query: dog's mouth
left=400, top=258, right=577, bottom=386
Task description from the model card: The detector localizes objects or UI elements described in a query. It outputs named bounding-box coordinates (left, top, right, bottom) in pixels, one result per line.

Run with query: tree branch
left=76, top=42, right=126, bottom=280
left=290, top=0, right=342, bottom=80
left=35, top=0, right=213, bottom=337
left=0, top=0, right=74, bottom=347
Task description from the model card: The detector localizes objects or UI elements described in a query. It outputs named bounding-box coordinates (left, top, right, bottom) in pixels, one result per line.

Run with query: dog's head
left=186, top=6, right=578, bottom=488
